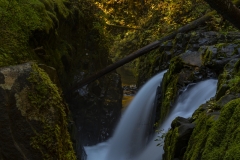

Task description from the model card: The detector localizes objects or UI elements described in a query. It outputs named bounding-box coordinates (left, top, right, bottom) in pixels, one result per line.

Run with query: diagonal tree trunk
left=68, top=11, right=215, bottom=93
left=204, top=0, right=240, bottom=30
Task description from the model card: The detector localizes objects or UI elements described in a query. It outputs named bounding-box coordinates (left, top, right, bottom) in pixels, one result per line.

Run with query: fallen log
left=69, top=11, right=215, bottom=92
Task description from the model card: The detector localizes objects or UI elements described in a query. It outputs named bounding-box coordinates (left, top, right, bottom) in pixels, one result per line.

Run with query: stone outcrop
left=0, top=62, right=76, bottom=160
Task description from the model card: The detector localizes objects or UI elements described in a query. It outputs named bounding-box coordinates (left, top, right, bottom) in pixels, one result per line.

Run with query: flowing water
left=85, top=70, right=217, bottom=160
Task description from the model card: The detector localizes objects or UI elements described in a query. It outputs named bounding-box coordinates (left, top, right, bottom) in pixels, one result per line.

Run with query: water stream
left=85, top=70, right=217, bottom=160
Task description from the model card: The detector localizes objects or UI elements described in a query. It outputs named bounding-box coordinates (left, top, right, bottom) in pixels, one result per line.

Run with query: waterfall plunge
left=85, top=71, right=217, bottom=160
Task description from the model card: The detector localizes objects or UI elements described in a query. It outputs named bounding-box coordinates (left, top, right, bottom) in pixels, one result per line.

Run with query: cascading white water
left=135, top=79, right=217, bottom=160
left=85, top=70, right=217, bottom=160
left=85, top=70, right=167, bottom=160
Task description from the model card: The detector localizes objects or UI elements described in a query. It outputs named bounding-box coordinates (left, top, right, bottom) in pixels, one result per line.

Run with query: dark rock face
left=0, top=63, right=76, bottom=160
left=69, top=72, right=123, bottom=146
left=163, top=117, right=195, bottom=160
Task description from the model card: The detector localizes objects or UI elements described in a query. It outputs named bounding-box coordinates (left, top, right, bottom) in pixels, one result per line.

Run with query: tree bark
left=68, top=11, right=215, bottom=92
left=204, top=0, right=240, bottom=30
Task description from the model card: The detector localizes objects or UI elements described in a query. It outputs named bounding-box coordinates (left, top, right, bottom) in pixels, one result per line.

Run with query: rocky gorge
left=1, top=0, right=240, bottom=160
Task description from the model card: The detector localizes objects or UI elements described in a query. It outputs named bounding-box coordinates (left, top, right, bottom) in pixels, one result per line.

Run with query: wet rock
left=69, top=71, right=122, bottom=146
left=123, top=84, right=137, bottom=96
left=216, top=84, right=230, bottom=100
left=163, top=117, right=195, bottom=160
left=0, top=62, right=76, bottom=160
left=180, top=50, right=202, bottom=67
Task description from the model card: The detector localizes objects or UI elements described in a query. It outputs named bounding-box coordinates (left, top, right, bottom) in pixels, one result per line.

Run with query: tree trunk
left=204, top=0, right=240, bottom=30
left=68, top=11, right=215, bottom=93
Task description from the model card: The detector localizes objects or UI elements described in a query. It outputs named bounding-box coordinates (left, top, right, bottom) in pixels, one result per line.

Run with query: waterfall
left=135, top=79, right=217, bottom=160
left=85, top=70, right=217, bottom=160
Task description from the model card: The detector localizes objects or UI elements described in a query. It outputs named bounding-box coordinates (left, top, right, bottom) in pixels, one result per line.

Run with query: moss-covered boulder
left=0, top=62, right=76, bottom=160
left=184, top=98, right=240, bottom=160
left=163, top=117, right=195, bottom=160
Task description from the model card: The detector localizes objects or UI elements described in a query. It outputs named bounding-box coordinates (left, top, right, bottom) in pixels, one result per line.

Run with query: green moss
left=164, top=127, right=179, bottom=160
left=203, top=98, right=240, bottom=159
left=201, top=46, right=216, bottom=65
left=159, top=57, right=183, bottom=122
left=229, top=76, right=240, bottom=92
left=28, top=63, right=76, bottom=160
left=201, top=42, right=239, bottom=67
left=183, top=112, right=215, bottom=160
left=184, top=98, right=240, bottom=160
left=218, top=59, right=240, bottom=95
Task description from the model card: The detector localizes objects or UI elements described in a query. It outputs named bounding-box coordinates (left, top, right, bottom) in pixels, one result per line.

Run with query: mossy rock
left=177, top=59, right=240, bottom=160
left=216, top=59, right=240, bottom=100
left=157, top=55, right=215, bottom=123
left=163, top=117, right=195, bottom=160
left=184, top=98, right=240, bottom=160
left=0, top=62, right=76, bottom=160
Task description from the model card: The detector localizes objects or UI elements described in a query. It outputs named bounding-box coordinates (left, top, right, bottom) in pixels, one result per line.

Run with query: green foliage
left=155, top=129, right=167, bottom=147
left=97, top=0, right=213, bottom=79
left=0, top=0, right=112, bottom=89
left=0, top=0, right=70, bottom=67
